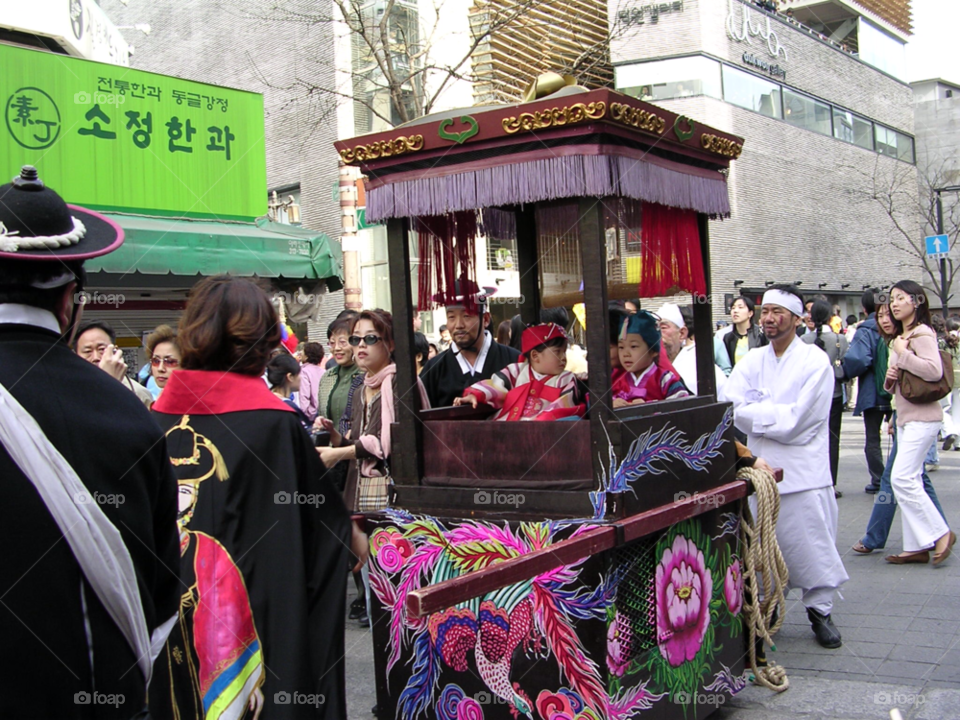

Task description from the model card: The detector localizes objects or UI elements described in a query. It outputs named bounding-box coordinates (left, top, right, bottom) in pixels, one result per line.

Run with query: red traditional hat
left=519, top=323, right=567, bottom=361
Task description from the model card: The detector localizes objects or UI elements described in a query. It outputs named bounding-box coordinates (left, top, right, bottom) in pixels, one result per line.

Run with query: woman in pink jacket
left=884, top=280, right=956, bottom=565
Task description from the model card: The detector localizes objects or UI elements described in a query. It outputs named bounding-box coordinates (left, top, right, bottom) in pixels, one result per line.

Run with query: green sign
left=1, top=44, right=267, bottom=221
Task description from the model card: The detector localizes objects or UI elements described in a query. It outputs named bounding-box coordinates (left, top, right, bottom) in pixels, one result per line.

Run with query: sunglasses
left=151, top=356, right=180, bottom=368
left=348, top=334, right=382, bottom=347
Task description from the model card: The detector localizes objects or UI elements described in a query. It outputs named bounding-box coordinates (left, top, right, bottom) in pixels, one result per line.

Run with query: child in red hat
left=454, top=323, right=586, bottom=421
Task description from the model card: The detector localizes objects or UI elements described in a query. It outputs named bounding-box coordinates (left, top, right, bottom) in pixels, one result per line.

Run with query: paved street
left=344, top=414, right=960, bottom=719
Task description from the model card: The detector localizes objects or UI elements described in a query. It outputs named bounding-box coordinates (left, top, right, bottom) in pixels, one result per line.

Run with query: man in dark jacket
left=840, top=289, right=891, bottom=493
left=420, top=277, right=520, bottom=407
left=0, top=166, right=180, bottom=719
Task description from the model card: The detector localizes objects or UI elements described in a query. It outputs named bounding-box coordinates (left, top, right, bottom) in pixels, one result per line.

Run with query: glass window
left=782, top=89, right=832, bottom=136
left=721, top=65, right=781, bottom=119
left=874, top=125, right=899, bottom=159
left=896, top=131, right=915, bottom=163
left=616, top=56, right=723, bottom=101
left=832, top=109, right=873, bottom=150
left=858, top=18, right=906, bottom=81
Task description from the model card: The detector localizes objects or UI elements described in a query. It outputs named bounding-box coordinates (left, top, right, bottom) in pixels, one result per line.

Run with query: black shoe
left=358, top=611, right=370, bottom=628
left=807, top=608, right=842, bottom=649
left=864, top=484, right=880, bottom=494
left=944, top=434, right=958, bottom=451
left=835, top=490, right=843, bottom=499
left=371, top=704, right=379, bottom=716
left=349, top=596, right=365, bottom=620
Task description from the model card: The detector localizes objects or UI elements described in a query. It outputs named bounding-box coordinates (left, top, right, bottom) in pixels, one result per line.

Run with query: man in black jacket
left=420, top=277, right=520, bottom=407
left=0, top=166, right=180, bottom=719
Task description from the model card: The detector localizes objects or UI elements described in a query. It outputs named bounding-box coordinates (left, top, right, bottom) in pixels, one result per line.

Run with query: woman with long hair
left=882, top=280, right=955, bottom=565
left=150, top=275, right=361, bottom=718
left=853, top=301, right=947, bottom=554
left=723, top=295, right=768, bottom=368
left=802, top=299, right=848, bottom=497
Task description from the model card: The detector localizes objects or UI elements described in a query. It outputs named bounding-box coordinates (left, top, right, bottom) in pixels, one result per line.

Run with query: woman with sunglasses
left=318, top=309, right=430, bottom=511
left=145, top=324, right=180, bottom=401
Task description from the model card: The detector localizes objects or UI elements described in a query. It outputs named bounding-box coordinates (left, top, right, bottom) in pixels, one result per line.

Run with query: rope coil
left=738, top=465, right=790, bottom=692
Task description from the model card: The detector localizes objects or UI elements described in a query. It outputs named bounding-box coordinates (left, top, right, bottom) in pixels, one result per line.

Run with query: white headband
left=761, top=289, right=804, bottom=317
left=656, top=303, right=685, bottom=330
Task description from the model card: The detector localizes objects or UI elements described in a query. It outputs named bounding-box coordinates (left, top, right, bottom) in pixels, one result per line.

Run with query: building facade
left=101, top=0, right=345, bottom=338
left=610, top=0, right=920, bottom=319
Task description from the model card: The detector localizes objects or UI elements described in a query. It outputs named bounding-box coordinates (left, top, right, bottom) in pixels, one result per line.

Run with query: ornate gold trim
left=700, top=133, right=744, bottom=159
left=609, top=103, right=666, bottom=134
left=339, top=134, right=425, bottom=164
left=502, top=102, right=607, bottom=135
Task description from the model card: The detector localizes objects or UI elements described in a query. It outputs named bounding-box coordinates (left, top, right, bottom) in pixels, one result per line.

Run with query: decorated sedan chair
left=335, top=74, right=787, bottom=720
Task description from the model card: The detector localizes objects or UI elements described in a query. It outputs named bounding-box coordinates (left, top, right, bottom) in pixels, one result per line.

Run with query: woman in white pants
left=884, top=281, right=956, bottom=565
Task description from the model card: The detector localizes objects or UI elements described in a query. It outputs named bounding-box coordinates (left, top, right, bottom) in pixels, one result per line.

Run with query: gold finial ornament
left=522, top=72, right=580, bottom=102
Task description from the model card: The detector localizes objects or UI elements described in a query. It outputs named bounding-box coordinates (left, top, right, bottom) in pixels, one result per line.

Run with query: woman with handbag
left=317, top=309, right=430, bottom=511
left=883, top=280, right=956, bottom=565
left=802, top=299, right=848, bottom=497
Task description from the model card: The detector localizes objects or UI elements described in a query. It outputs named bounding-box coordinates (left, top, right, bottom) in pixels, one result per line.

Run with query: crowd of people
left=3, top=164, right=958, bottom=717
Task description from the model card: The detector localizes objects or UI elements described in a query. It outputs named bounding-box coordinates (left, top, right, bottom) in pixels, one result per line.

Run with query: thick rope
left=738, top=465, right=790, bottom=692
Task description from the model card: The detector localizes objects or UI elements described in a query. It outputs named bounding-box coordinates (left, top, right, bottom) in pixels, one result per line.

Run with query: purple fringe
left=366, top=154, right=730, bottom=222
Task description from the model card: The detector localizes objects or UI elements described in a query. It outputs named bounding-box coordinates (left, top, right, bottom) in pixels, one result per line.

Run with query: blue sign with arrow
left=925, top=234, right=950, bottom=259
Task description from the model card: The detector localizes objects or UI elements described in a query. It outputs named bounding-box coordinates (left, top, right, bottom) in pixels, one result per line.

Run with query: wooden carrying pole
left=406, top=478, right=758, bottom=619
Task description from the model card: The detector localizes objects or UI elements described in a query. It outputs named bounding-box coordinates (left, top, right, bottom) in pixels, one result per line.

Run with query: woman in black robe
left=150, top=276, right=365, bottom=720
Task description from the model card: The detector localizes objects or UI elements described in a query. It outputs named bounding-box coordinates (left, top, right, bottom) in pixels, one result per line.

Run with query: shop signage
left=1, top=43, right=267, bottom=221
left=617, top=1, right=683, bottom=27
left=741, top=52, right=786, bottom=79
left=726, top=0, right=788, bottom=61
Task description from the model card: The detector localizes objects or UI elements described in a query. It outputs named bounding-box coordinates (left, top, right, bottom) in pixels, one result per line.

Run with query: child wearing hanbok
left=455, top=323, right=587, bottom=421
left=612, top=310, right=689, bottom=407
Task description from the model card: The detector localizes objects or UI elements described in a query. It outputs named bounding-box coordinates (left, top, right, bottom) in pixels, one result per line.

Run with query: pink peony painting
left=655, top=535, right=713, bottom=667
left=724, top=559, right=743, bottom=616
left=606, top=612, right=632, bottom=677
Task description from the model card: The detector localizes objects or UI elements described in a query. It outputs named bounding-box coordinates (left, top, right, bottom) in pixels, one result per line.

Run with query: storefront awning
left=85, top=214, right=342, bottom=282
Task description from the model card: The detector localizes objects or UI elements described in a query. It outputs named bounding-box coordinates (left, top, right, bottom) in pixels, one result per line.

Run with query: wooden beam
left=578, top=197, right=613, bottom=497
left=386, top=217, right=422, bottom=485
left=515, top=205, right=541, bottom=327
left=694, top=213, right=716, bottom=398
left=404, top=475, right=787, bottom=618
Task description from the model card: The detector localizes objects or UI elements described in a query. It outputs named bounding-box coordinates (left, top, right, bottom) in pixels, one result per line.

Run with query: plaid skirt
left=356, top=475, right=391, bottom=512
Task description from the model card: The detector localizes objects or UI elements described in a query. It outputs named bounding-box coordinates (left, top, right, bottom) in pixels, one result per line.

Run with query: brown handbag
left=898, top=340, right=954, bottom=404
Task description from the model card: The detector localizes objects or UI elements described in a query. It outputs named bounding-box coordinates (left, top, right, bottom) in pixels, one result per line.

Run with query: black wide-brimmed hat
left=431, top=274, right=498, bottom=307
left=0, top=165, right=124, bottom=262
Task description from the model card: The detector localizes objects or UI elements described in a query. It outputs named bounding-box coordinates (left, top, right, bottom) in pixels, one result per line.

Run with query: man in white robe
left=657, top=303, right=726, bottom=395
left=719, top=285, right=849, bottom=649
